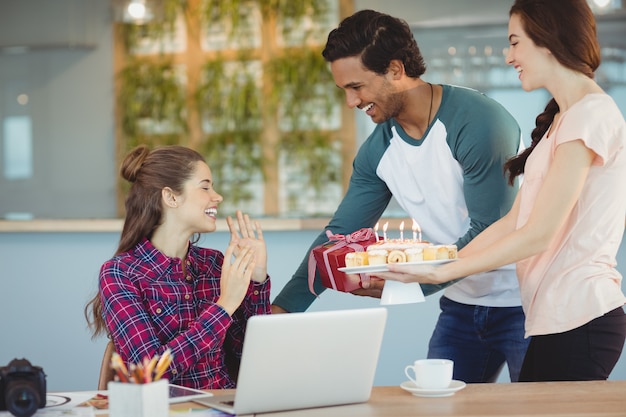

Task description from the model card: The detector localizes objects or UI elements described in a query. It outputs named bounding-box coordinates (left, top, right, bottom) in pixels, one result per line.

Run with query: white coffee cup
left=404, top=359, right=453, bottom=389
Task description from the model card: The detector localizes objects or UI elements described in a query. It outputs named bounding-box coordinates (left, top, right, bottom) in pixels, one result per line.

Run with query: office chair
left=98, top=340, right=116, bottom=390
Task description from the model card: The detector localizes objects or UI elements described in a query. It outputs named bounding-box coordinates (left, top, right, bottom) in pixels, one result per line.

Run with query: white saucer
left=400, top=380, right=466, bottom=397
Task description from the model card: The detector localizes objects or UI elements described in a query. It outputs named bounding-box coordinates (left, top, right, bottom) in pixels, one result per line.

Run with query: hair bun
left=120, top=145, right=151, bottom=183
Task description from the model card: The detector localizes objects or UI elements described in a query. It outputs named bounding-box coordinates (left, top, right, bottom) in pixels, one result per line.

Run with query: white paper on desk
left=0, top=406, right=94, bottom=417
left=47, top=391, right=100, bottom=410
left=0, top=391, right=100, bottom=417
left=170, top=409, right=234, bottom=416
left=380, top=280, right=425, bottom=305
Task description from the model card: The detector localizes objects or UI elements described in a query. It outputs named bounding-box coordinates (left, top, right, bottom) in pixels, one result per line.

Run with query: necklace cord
left=427, top=82, right=433, bottom=127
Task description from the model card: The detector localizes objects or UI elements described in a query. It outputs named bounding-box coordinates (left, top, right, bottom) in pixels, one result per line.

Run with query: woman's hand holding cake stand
left=371, top=262, right=441, bottom=285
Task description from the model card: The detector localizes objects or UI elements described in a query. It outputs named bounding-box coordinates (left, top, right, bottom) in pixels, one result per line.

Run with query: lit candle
left=412, top=219, right=422, bottom=242
left=399, top=221, right=405, bottom=241
left=383, top=222, right=388, bottom=242
left=374, top=222, right=379, bottom=242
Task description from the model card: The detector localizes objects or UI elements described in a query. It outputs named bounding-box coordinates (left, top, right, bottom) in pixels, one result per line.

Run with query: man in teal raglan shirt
left=271, top=9, right=529, bottom=383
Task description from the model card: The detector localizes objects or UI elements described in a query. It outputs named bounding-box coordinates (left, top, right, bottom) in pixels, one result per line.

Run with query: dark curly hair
left=322, top=9, right=426, bottom=78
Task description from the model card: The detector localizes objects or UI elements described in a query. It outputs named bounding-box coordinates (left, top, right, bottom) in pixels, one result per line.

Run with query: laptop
left=194, top=307, right=387, bottom=415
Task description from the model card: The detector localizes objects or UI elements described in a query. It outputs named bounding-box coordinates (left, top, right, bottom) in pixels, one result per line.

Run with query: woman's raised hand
left=226, top=210, right=267, bottom=283
left=217, top=243, right=257, bottom=315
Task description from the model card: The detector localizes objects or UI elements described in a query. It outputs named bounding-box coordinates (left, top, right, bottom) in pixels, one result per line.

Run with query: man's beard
left=377, top=89, right=405, bottom=123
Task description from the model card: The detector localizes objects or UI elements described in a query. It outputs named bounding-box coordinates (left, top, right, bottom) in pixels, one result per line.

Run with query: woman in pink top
left=375, top=0, right=626, bottom=382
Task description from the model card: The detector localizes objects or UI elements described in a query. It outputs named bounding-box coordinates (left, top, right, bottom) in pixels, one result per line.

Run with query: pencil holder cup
left=108, top=379, right=168, bottom=417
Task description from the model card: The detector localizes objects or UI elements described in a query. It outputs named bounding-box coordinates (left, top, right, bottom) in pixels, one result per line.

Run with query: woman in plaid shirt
left=85, top=145, right=270, bottom=389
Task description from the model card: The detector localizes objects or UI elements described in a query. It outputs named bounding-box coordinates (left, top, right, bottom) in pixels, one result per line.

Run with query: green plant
left=268, top=47, right=341, bottom=191
left=117, top=58, right=187, bottom=152
left=195, top=58, right=263, bottom=203
left=203, top=0, right=330, bottom=38
left=120, top=0, right=182, bottom=52
left=116, top=0, right=344, bottom=213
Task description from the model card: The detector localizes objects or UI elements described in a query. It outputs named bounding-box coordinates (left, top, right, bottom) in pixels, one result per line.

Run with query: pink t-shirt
left=516, top=93, right=626, bottom=337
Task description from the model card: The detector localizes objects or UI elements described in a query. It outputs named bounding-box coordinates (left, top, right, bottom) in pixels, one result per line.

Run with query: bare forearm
left=439, top=222, right=548, bottom=282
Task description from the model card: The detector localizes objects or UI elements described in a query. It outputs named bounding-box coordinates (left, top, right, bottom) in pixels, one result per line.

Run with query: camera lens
left=5, top=382, right=40, bottom=417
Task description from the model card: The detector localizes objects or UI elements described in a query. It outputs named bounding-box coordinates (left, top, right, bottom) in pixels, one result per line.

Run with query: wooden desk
left=174, top=380, right=626, bottom=417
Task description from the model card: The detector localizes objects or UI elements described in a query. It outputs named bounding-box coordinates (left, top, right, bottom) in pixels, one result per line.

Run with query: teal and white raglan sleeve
left=271, top=137, right=393, bottom=312
left=450, top=96, right=521, bottom=249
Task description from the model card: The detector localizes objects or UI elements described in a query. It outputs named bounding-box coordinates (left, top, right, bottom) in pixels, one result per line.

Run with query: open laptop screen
left=195, top=307, right=388, bottom=415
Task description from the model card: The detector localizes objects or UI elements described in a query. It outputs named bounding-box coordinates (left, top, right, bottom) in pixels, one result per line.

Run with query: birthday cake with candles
left=344, top=220, right=457, bottom=267
left=308, top=221, right=457, bottom=295
left=344, top=240, right=457, bottom=267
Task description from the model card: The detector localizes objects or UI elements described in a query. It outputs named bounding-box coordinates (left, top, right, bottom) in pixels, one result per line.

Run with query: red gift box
left=308, top=228, right=377, bottom=294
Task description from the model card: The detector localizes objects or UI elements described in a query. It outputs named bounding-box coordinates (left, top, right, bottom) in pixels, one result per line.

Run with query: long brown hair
left=85, top=145, right=205, bottom=338
left=504, top=0, right=601, bottom=184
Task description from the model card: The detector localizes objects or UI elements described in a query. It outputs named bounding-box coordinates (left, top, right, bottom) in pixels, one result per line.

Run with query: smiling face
left=506, top=13, right=554, bottom=92
left=330, top=56, right=404, bottom=124
left=173, top=161, right=223, bottom=234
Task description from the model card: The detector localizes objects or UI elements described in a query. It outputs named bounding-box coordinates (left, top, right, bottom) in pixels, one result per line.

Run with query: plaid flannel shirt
left=100, top=237, right=270, bottom=389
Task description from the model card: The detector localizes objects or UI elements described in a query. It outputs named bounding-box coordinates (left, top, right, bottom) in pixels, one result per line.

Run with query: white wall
left=0, top=230, right=625, bottom=391
left=0, top=0, right=117, bottom=219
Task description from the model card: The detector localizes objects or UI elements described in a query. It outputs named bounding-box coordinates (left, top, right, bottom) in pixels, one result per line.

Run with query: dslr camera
left=0, top=358, right=46, bottom=417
